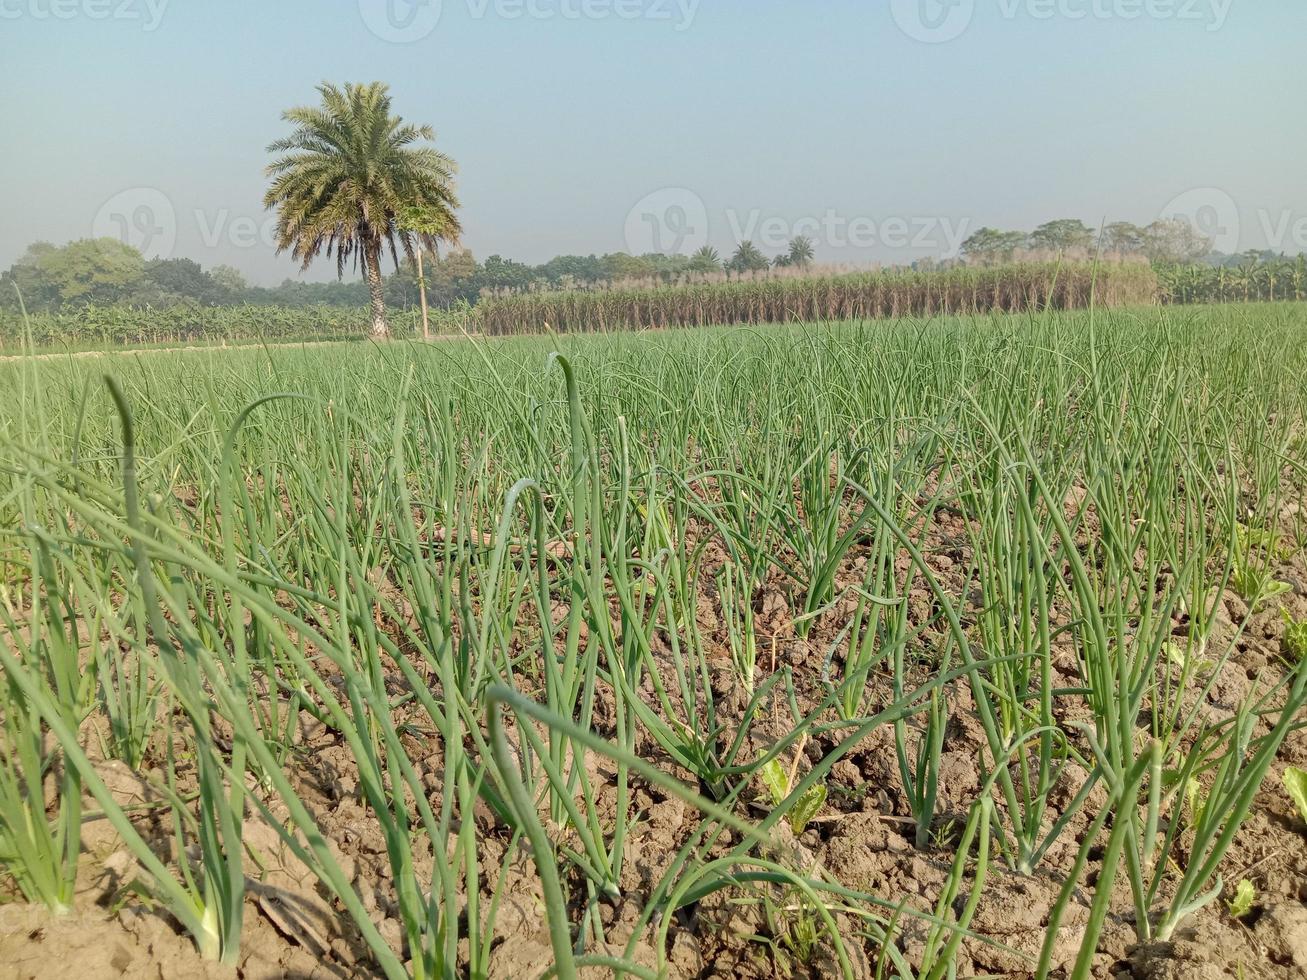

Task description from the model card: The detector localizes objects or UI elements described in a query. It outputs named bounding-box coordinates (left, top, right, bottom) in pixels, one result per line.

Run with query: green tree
left=31, top=239, right=147, bottom=307
left=246, top=278, right=370, bottom=307
left=727, top=241, right=769, bottom=274
left=1141, top=218, right=1211, bottom=264
left=398, top=204, right=461, bottom=339
left=210, top=265, right=248, bottom=297
left=961, top=228, right=1028, bottom=263
left=264, top=81, right=462, bottom=339
left=383, top=263, right=421, bottom=310
left=538, top=254, right=605, bottom=285
left=1099, top=222, right=1145, bottom=255
left=688, top=246, right=721, bottom=274
left=640, top=253, right=692, bottom=279
left=786, top=235, right=815, bottom=269
left=1028, top=219, right=1094, bottom=253
left=145, top=258, right=221, bottom=304
left=601, top=252, right=658, bottom=281
left=0, top=242, right=61, bottom=311
left=480, top=255, right=536, bottom=292
left=428, top=249, right=480, bottom=306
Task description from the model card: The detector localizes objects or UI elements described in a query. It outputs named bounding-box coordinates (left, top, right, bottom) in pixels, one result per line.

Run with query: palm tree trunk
left=364, top=245, right=389, bottom=339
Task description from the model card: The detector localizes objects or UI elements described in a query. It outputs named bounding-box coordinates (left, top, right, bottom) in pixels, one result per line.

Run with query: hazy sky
left=2, top=0, right=1303, bottom=284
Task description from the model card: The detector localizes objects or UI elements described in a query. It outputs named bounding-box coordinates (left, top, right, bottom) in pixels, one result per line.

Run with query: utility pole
left=415, top=247, right=431, bottom=340
left=399, top=204, right=457, bottom=342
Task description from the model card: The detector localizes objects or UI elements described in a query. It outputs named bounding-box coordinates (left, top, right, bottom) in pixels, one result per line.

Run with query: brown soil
left=3, top=494, right=1307, bottom=980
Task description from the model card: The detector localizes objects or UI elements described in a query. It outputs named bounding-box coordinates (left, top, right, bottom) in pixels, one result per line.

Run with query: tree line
left=2, top=80, right=1300, bottom=338
left=5, top=220, right=1296, bottom=324
left=960, top=218, right=1214, bottom=264
left=0, top=236, right=817, bottom=317
left=0, top=239, right=369, bottom=312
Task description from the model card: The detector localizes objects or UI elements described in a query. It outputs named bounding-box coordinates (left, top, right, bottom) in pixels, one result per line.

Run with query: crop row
left=2, top=307, right=1306, bottom=977
left=1156, top=256, right=1307, bottom=305
left=472, top=262, right=1160, bottom=335
left=0, top=303, right=472, bottom=351
left=8, top=259, right=1307, bottom=349
left=0, top=263, right=1155, bottom=349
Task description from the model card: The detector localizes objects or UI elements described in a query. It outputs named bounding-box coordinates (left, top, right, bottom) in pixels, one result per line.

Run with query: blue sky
left=1, top=0, right=1303, bottom=283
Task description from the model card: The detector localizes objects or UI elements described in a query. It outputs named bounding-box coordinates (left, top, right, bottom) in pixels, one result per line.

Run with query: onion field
left=2, top=303, right=1306, bottom=979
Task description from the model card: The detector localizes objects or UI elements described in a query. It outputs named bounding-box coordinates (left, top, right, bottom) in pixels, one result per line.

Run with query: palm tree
left=1235, top=258, right=1259, bottom=302
left=688, top=245, right=721, bottom=274
left=786, top=235, right=815, bottom=269
left=264, top=81, right=461, bottom=339
left=727, top=241, right=769, bottom=274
